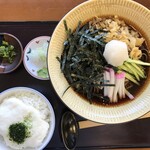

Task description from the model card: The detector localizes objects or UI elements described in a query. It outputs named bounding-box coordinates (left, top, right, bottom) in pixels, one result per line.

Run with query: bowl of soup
left=48, top=0, right=150, bottom=124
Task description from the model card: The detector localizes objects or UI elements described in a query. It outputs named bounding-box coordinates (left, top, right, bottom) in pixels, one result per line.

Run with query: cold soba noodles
left=58, top=16, right=150, bottom=105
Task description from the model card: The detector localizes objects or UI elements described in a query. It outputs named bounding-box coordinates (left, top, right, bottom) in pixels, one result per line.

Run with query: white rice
left=0, top=90, right=52, bottom=150
left=4, top=92, right=51, bottom=123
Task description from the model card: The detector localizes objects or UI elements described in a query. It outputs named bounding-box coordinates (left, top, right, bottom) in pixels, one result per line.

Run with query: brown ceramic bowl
left=0, top=33, right=23, bottom=74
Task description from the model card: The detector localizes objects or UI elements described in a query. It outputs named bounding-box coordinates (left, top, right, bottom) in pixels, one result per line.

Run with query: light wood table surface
left=0, top=0, right=149, bottom=150
left=0, top=0, right=149, bottom=21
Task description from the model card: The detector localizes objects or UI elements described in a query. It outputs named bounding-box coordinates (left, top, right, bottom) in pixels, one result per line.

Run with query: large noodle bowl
left=58, top=15, right=150, bottom=105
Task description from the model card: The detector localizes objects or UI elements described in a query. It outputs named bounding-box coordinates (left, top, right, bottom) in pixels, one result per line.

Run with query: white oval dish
left=23, top=36, right=50, bottom=80
left=0, top=87, right=55, bottom=150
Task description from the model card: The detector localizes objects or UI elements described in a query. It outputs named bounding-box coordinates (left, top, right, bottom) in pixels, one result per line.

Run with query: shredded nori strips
left=57, top=20, right=115, bottom=104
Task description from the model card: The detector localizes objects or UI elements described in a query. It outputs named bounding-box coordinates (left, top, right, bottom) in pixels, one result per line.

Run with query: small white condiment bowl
left=23, top=36, right=50, bottom=80
left=0, top=87, right=55, bottom=150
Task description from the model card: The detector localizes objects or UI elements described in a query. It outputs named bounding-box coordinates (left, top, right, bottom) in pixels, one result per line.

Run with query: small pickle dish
left=0, top=33, right=23, bottom=74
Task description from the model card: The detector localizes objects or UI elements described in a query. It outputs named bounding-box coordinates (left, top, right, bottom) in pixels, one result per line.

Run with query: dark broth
left=62, top=16, right=150, bottom=106
left=87, top=42, right=149, bottom=106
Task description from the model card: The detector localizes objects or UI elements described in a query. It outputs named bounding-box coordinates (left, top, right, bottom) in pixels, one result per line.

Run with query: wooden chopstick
left=79, top=111, right=150, bottom=129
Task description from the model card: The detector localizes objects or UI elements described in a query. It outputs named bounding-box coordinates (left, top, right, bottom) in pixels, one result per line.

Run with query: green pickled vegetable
left=37, top=68, right=49, bottom=78
left=0, top=40, right=16, bottom=63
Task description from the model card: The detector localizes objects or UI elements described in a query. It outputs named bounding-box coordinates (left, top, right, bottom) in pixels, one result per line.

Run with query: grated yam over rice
left=7, top=92, right=51, bottom=123
left=0, top=90, right=51, bottom=150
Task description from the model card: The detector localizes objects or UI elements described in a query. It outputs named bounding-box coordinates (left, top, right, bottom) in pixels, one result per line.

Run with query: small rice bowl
left=0, top=87, right=55, bottom=150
